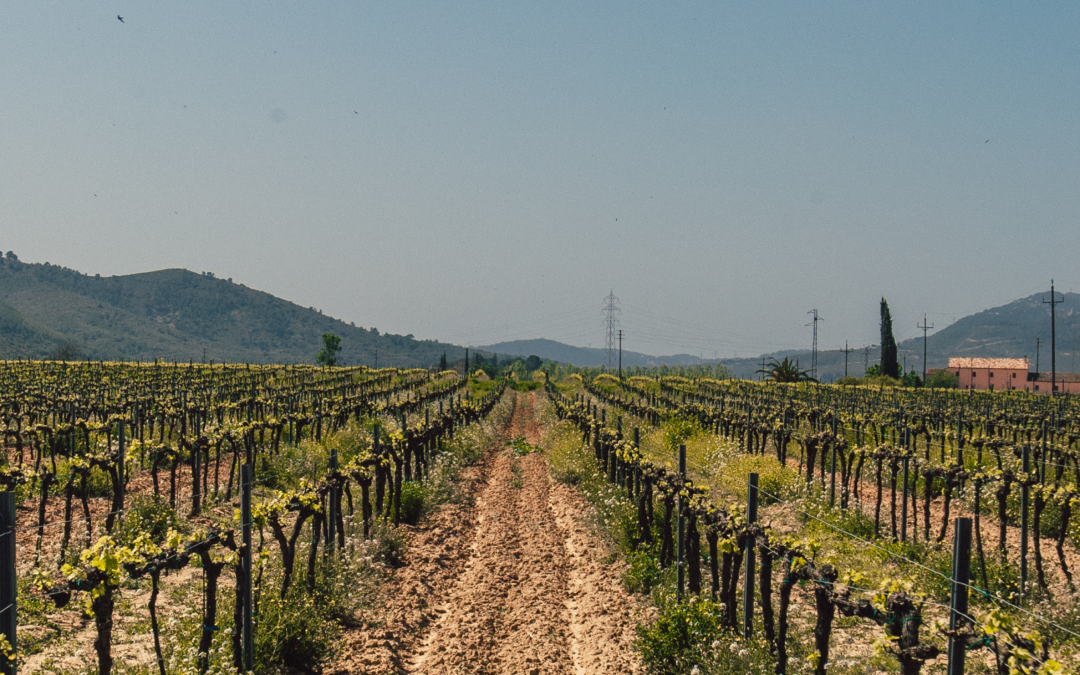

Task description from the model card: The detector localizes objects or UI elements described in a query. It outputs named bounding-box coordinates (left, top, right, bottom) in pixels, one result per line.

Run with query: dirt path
left=333, top=391, right=642, bottom=675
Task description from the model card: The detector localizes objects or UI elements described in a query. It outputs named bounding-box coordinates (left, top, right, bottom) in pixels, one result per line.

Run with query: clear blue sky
left=2, top=2, right=1078, bottom=357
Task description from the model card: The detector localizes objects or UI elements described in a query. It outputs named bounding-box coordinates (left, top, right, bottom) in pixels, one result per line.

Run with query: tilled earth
left=330, top=392, right=642, bottom=675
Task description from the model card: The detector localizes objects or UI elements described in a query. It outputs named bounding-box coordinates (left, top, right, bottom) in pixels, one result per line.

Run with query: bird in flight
left=117, top=15, right=124, bottom=22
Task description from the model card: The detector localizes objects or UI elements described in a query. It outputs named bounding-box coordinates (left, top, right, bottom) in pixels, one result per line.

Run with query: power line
left=840, top=341, right=854, bottom=379
left=918, top=313, right=935, bottom=384
left=1043, top=281, right=1064, bottom=395
left=617, top=329, right=624, bottom=379
left=806, top=309, right=822, bottom=380
left=603, top=290, right=621, bottom=370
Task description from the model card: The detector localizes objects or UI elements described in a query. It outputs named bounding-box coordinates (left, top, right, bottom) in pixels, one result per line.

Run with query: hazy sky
left=3, top=3, right=1079, bottom=358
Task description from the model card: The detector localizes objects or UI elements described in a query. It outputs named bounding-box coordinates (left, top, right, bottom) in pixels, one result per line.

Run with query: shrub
left=594, top=373, right=621, bottom=387
left=370, top=518, right=409, bottom=568
left=511, top=379, right=543, bottom=392
left=717, top=454, right=796, bottom=504
left=321, top=418, right=373, bottom=466
left=510, top=436, right=540, bottom=456
left=467, top=379, right=499, bottom=397
left=636, top=595, right=726, bottom=673
left=662, top=418, right=699, bottom=451
left=394, top=480, right=426, bottom=525
left=637, top=595, right=776, bottom=675
left=260, top=439, right=328, bottom=491
left=53, top=459, right=113, bottom=498
left=255, top=586, right=341, bottom=673
left=975, top=549, right=1023, bottom=600
left=927, top=370, right=959, bottom=389
left=798, top=492, right=877, bottom=540
left=116, top=494, right=183, bottom=546
left=622, top=544, right=667, bottom=595
left=544, top=422, right=594, bottom=486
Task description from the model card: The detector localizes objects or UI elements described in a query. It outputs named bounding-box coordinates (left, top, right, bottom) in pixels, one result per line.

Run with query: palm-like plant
left=757, top=356, right=817, bottom=383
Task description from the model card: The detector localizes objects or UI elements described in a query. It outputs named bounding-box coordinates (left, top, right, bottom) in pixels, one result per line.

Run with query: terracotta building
left=932, top=357, right=1080, bottom=394
left=1025, top=371, right=1080, bottom=394
left=948, top=357, right=1030, bottom=391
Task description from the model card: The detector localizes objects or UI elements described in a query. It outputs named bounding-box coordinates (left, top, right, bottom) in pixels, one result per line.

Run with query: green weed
left=636, top=595, right=775, bottom=675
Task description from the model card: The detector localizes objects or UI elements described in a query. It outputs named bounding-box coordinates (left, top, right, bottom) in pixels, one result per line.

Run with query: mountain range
left=484, top=295, right=1080, bottom=381
left=477, top=338, right=714, bottom=369
left=2, top=255, right=1075, bottom=379
left=0, top=256, right=467, bottom=367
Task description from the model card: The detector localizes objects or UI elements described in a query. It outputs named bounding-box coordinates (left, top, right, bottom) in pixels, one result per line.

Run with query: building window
left=1035, top=385, right=1040, bottom=391
left=1012, top=373, right=1016, bottom=378
left=956, top=372, right=960, bottom=377
left=990, top=372, right=995, bottom=378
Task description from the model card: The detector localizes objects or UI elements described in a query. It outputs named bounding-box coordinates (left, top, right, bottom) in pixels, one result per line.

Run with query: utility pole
left=840, top=341, right=854, bottom=378
left=618, top=329, right=624, bottom=379
left=1035, top=337, right=1041, bottom=374
left=760, top=356, right=767, bottom=381
left=602, top=290, right=621, bottom=370
left=806, top=310, right=822, bottom=380
left=918, top=313, right=934, bottom=385
left=1044, top=281, right=1064, bottom=396
left=864, top=346, right=870, bottom=375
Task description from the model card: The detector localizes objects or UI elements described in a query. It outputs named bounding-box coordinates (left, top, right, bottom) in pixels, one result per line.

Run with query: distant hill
left=483, top=292, right=1080, bottom=382
left=0, top=256, right=468, bottom=367
left=721, top=292, right=1080, bottom=382
left=479, top=338, right=715, bottom=368
left=5, top=255, right=1072, bottom=378
left=913, top=292, right=1080, bottom=366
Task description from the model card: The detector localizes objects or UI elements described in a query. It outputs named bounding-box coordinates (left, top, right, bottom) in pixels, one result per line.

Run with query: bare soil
left=329, top=391, right=643, bottom=675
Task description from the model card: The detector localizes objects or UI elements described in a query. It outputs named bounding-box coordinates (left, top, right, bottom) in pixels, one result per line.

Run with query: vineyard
left=0, top=361, right=505, bottom=674
left=1, top=362, right=1078, bottom=674
left=550, top=373, right=1080, bottom=675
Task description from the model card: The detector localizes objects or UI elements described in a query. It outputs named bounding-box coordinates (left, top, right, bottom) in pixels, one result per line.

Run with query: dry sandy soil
left=328, top=391, right=643, bottom=675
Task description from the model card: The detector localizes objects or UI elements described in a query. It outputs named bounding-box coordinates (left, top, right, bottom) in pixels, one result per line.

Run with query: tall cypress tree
left=880, top=297, right=899, bottom=378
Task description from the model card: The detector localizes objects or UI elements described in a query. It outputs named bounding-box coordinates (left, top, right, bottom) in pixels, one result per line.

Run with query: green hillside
left=721, top=292, right=1080, bottom=382
left=913, top=292, right=1080, bottom=366
left=0, top=256, right=466, bottom=367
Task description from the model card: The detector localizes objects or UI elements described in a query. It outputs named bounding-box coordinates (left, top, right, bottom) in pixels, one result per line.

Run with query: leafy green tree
left=880, top=298, right=899, bottom=378
left=49, top=340, right=81, bottom=361
left=524, top=355, right=542, bottom=372
left=757, top=356, right=817, bottom=383
left=928, top=370, right=959, bottom=389
left=901, top=369, right=922, bottom=388
left=439, top=352, right=447, bottom=370
left=316, top=333, right=341, bottom=366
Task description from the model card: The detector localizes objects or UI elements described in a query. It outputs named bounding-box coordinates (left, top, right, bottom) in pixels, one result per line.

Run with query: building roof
left=948, top=357, right=1029, bottom=370
left=1028, top=372, right=1080, bottom=383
